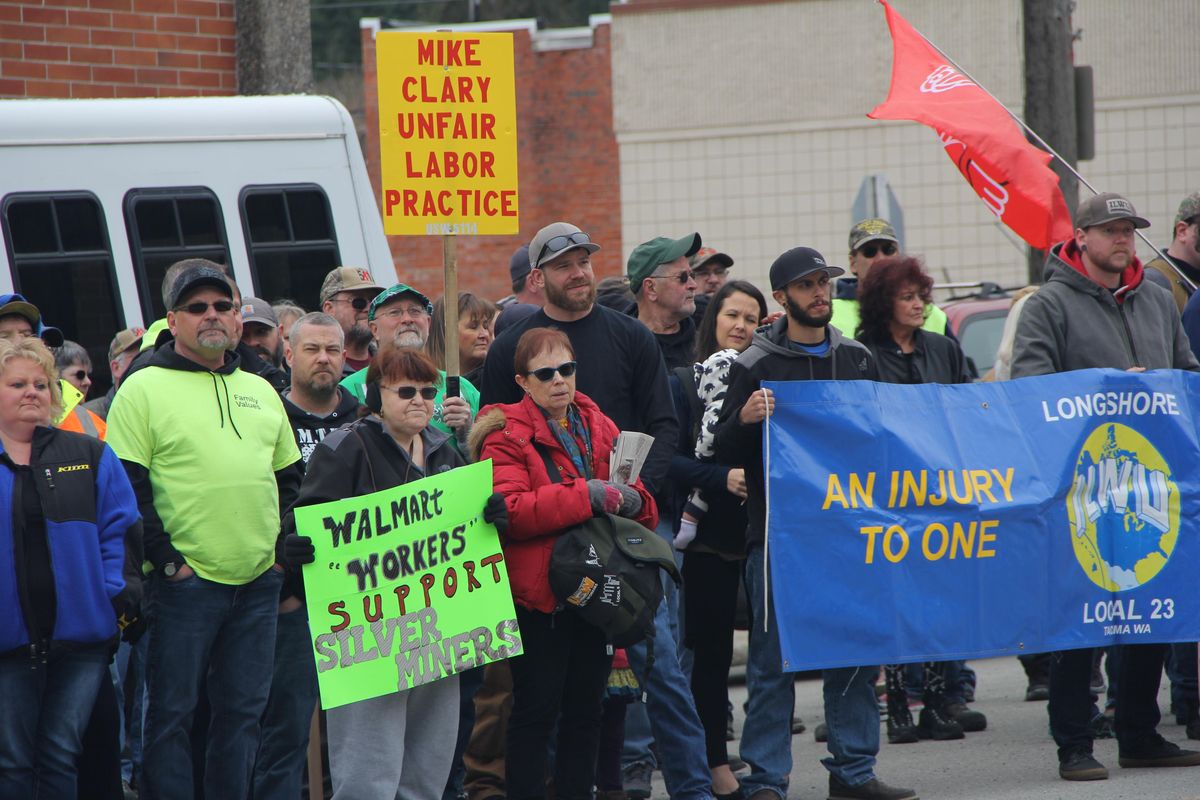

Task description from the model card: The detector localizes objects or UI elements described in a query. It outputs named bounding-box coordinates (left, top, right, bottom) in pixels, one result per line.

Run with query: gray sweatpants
left=327, top=673, right=461, bottom=800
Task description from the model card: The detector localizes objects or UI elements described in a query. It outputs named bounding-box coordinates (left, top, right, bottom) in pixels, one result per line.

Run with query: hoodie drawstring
left=219, top=373, right=243, bottom=440
left=207, top=372, right=243, bottom=440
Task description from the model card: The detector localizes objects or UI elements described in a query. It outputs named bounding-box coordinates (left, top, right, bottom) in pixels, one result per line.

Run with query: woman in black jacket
left=282, top=347, right=502, bottom=800
left=855, top=255, right=971, bottom=386
left=855, top=256, right=984, bottom=745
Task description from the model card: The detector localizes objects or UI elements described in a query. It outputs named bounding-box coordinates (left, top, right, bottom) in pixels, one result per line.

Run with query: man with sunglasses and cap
left=713, top=248, right=916, bottom=800
left=480, top=222, right=714, bottom=800
left=106, top=259, right=302, bottom=800
left=320, top=266, right=385, bottom=375
left=628, top=232, right=703, bottom=370
left=1012, top=192, right=1200, bottom=782
left=830, top=219, right=950, bottom=341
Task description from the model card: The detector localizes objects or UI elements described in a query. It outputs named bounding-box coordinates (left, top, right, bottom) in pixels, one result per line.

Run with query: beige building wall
left=611, top=0, right=1200, bottom=294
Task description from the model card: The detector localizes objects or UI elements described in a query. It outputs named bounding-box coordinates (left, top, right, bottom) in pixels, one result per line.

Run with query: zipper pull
left=44, top=468, right=55, bottom=490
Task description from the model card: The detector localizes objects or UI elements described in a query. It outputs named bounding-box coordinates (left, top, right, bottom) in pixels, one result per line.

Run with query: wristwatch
left=163, top=562, right=179, bottom=578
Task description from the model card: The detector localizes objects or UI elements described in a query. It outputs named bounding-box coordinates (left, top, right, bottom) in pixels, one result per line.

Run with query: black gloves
left=483, top=492, right=508, bottom=534
left=284, top=534, right=316, bottom=567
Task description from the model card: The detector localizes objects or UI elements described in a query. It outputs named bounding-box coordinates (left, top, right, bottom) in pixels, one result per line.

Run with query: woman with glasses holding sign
left=282, top=346, right=506, bottom=800
left=470, top=327, right=657, bottom=800
left=854, top=255, right=982, bottom=745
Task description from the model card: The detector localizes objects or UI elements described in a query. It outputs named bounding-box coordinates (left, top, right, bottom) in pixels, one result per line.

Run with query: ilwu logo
left=920, top=64, right=975, bottom=94
left=1065, top=423, right=1178, bottom=591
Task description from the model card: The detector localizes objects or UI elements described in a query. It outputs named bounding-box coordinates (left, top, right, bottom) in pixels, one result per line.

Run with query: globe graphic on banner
left=1066, top=423, right=1179, bottom=592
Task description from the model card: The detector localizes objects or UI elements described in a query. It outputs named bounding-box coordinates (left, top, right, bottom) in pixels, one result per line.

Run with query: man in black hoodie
left=253, top=311, right=360, bottom=800
left=106, top=261, right=302, bottom=800
left=714, top=248, right=915, bottom=800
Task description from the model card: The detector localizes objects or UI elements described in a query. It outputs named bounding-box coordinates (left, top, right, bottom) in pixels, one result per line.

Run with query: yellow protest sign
left=376, top=32, right=519, bottom=236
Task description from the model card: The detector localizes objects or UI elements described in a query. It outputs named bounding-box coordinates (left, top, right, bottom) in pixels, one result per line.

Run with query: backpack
left=533, top=442, right=680, bottom=649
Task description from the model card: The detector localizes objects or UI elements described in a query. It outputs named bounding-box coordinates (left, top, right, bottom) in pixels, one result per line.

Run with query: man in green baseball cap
left=1145, top=191, right=1200, bottom=312
left=339, top=283, right=477, bottom=444
left=626, top=233, right=702, bottom=369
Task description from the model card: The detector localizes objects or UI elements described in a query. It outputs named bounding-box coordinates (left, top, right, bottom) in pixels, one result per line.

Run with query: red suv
left=940, top=282, right=1024, bottom=378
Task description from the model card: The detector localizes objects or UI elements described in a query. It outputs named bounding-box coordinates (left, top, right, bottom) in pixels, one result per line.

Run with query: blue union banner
left=763, top=369, right=1200, bottom=672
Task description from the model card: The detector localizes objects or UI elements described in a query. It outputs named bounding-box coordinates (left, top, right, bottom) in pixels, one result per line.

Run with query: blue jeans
left=0, top=645, right=110, bottom=800
left=742, top=547, right=879, bottom=795
left=142, top=568, right=282, bottom=800
left=252, top=605, right=320, bottom=800
left=622, top=530, right=712, bottom=800
left=622, top=519, right=687, bottom=775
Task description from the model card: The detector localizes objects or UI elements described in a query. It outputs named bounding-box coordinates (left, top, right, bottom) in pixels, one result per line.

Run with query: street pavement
left=650, top=653, right=1200, bottom=800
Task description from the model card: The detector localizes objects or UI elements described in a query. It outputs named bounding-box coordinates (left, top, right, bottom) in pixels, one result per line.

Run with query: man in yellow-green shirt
left=106, top=259, right=302, bottom=799
left=830, top=218, right=950, bottom=338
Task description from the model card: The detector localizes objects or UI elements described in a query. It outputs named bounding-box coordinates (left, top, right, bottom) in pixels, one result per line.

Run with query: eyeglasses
left=174, top=300, right=236, bottom=315
left=694, top=266, right=729, bottom=278
left=650, top=270, right=695, bottom=285
left=385, top=385, right=438, bottom=400
left=527, top=361, right=577, bottom=382
left=536, top=232, right=592, bottom=267
left=376, top=306, right=429, bottom=320
left=857, top=242, right=898, bottom=258
left=331, top=296, right=370, bottom=311
left=66, top=369, right=90, bottom=382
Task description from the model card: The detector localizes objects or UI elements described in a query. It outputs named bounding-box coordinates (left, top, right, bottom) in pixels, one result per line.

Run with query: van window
left=240, top=185, right=341, bottom=308
left=124, top=188, right=230, bottom=320
left=2, top=192, right=124, bottom=397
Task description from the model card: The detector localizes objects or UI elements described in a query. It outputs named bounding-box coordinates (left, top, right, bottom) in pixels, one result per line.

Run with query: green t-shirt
left=340, top=367, right=480, bottom=441
left=106, top=366, right=301, bottom=585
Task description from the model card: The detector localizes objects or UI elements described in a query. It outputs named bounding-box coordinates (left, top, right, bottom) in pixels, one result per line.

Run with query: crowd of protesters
left=3, top=189, right=1200, bottom=800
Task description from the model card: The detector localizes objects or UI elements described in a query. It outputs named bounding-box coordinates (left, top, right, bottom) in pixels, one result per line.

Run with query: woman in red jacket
left=470, top=327, right=656, bottom=800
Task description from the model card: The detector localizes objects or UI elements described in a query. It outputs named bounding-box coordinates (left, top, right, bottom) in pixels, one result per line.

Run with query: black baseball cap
left=509, top=245, right=532, bottom=282
left=166, top=263, right=232, bottom=309
left=769, top=247, right=845, bottom=291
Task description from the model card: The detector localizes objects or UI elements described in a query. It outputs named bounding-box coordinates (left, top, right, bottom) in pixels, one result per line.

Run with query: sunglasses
left=857, top=242, right=898, bottom=258
left=527, top=361, right=577, bottom=382
left=536, top=232, right=592, bottom=267
left=386, top=385, right=438, bottom=400
left=651, top=270, right=696, bottom=285
left=66, top=369, right=90, bottom=381
left=174, top=300, right=236, bottom=315
left=694, top=266, right=729, bottom=278
left=332, top=296, right=370, bottom=310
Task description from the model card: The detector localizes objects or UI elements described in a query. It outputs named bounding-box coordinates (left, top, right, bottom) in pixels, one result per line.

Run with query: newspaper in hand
left=609, top=431, right=655, bottom=486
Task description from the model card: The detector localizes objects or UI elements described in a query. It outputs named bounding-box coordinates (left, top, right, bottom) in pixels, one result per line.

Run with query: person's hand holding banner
left=294, top=460, right=522, bottom=709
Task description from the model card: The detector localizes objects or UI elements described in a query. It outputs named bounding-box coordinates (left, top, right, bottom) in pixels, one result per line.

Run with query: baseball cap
left=0, top=292, right=63, bottom=347
left=320, top=266, right=385, bottom=305
left=509, top=245, right=532, bottom=283
left=1075, top=192, right=1150, bottom=230
left=848, top=218, right=900, bottom=252
left=165, top=263, right=232, bottom=310
left=240, top=297, right=278, bottom=328
left=689, top=247, right=734, bottom=272
left=528, top=222, right=600, bottom=270
left=368, top=283, right=434, bottom=322
left=769, top=247, right=845, bottom=290
left=107, top=327, right=146, bottom=362
left=1175, top=192, right=1200, bottom=225
left=627, top=233, right=703, bottom=293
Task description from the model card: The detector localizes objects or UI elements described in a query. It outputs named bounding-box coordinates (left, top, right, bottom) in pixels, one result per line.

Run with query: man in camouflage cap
left=1145, top=191, right=1200, bottom=312
left=319, top=266, right=385, bottom=375
left=830, top=219, right=951, bottom=340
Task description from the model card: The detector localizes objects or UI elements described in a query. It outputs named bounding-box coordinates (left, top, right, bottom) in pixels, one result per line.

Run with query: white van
left=0, top=94, right=395, bottom=389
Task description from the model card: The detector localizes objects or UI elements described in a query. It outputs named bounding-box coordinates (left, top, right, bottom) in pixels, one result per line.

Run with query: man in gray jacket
left=1012, top=192, right=1200, bottom=782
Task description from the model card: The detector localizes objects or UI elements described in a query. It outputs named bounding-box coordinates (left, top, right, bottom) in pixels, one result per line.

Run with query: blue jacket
left=0, top=426, right=140, bottom=655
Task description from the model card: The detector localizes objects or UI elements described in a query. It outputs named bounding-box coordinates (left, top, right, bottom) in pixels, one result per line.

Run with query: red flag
left=868, top=0, right=1073, bottom=249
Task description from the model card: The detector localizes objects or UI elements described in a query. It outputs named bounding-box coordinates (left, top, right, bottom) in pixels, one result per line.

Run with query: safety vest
left=830, top=298, right=950, bottom=338
left=58, top=405, right=107, bottom=440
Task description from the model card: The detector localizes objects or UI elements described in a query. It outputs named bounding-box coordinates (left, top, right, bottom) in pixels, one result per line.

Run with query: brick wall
left=362, top=20, right=622, bottom=305
left=0, top=0, right=236, bottom=99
